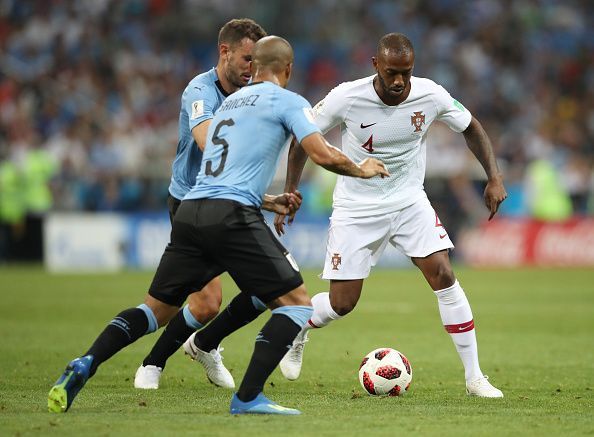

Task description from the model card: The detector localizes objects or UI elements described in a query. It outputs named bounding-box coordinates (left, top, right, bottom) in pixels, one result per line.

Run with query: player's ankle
left=193, top=336, right=214, bottom=352
left=466, top=372, right=484, bottom=383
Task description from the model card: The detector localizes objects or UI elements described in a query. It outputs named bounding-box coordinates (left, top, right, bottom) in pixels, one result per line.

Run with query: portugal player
left=276, top=33, right=507, bottom=397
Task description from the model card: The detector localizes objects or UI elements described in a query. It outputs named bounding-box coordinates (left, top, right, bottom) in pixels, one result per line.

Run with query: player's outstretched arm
left=462, top=116, right=507, bottom=220
left=300, top=132, right=389, bottom=179
left=274, top=133, right=388, bottom=236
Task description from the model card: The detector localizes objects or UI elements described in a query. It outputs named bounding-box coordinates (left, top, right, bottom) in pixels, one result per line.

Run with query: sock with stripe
left=434, top=280, right=483, bottom=382
left=142, top=304, right=202, bottom=369
left=236, top=305, right=313, bottom=402
left=193, top=293, right=266, bottom=352
left=302, top=292, right=342, bottom=332
left=85, top=304, right=157, bottom=376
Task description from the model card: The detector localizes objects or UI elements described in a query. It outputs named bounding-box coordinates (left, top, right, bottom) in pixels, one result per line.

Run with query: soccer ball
left=358, top=348, right=412, bottom=396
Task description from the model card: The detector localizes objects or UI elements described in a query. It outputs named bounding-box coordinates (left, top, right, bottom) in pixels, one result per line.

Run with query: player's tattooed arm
left=274, top=133, right=389, bottom=236
left=300, top=132, right=389, bottom=179
left=462, top=116, right=508, bottom=220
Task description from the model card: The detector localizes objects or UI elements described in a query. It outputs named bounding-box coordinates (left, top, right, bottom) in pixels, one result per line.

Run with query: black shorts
left=167, top=194, right=181, bottom=223
left=149, top=198, right=303, bottom=307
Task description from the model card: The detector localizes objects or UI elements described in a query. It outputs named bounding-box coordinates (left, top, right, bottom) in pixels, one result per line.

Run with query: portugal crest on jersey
left=411, top=111, right=425, bottom=132
left=331, top=253, right=342, bottom=270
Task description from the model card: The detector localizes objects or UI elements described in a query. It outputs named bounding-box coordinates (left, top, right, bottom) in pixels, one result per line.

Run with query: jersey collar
left=215, top=79, right=230, bottom=97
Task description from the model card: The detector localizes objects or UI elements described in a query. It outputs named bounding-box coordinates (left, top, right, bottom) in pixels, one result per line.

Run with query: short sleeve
left=183, top=84, right=219, bottom=131
left=433, top=85, right=472, bottom=133
left=311, top=84, right=347, bottom=134
left=279, top=92, right=321, bottom=143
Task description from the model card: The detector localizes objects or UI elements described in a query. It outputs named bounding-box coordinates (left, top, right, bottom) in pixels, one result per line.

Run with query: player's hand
left=274, top=212, right=288, bottom=236
left=484, top=175, right=507, bottom=220
left=269, top=191, right=302, bottom=215
left=359, top=158, right=390, bottom=179
left=273, top=191, right=302, bottom=236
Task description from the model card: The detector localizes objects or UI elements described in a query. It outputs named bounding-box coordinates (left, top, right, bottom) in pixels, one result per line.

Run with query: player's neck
left=373, top=76, right=411, bottom=106
left=252, top=71, right=284, bottom=88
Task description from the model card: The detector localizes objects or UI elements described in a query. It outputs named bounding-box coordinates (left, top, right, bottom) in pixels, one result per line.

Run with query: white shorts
left=322, top=196, right=454, bottom=280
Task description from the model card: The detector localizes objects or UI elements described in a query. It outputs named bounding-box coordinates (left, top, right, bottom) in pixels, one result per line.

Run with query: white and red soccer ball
left=358, top=348, right=412, bottom=396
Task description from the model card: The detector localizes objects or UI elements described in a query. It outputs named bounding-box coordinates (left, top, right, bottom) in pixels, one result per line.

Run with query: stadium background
left=0, top=0, right=592, bottom=268
left=0, top=2, right=593, bottom=435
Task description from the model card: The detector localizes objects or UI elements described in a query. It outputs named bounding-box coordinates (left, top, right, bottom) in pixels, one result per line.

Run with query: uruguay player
left=48, top=35, right=388, bottom=415
left=134, top=19, right=270, bottom=390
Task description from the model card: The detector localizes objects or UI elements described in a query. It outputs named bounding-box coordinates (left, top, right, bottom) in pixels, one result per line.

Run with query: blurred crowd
left=0, top=0, right=592, bottom=228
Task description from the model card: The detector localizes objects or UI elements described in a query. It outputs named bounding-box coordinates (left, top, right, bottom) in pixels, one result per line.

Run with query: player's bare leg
left=49, top=295, right=178, bottom=412
left=135, top=278, right=225, bottom=389
left=412, top=250, right=503, bottom=397
left=188, top=278, right=223, bottom=323
left=230, top=285, right=312, bottom=415
left=280, top=279, right=363, bottom=380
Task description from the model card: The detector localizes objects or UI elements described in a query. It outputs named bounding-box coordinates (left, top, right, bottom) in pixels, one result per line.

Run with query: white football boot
left=134, top=365, right=162, bottom=389
left=466, top=375, right=504, bottom=398
left=182, top=332, right=235, bottom=389
left=279, top=329, right=309, bottom=381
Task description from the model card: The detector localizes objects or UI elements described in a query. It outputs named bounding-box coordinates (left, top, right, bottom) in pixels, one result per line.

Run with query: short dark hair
left=218, top=19, right=267, bottom=48
left=378, top=33, right=414, bottom=56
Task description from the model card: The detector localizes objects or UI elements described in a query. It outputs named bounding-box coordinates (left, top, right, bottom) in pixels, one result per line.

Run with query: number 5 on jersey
left=205, top=118, right=235, bottom=177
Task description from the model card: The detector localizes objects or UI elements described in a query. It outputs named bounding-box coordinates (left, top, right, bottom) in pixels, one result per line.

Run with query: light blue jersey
left=185, top=81, right=320, bottom=207
left=168, top=68, right=229, bottom=200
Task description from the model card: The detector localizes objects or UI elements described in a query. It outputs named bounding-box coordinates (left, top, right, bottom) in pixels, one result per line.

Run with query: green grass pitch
left=0, top=266, right=592, bottom=436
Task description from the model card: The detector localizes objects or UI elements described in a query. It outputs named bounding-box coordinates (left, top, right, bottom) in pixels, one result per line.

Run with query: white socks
left=305, top=285, right=483, bottom=382
left=435, top=280, right=483, bottom=382
left=303, top=292, right=342, bottom=331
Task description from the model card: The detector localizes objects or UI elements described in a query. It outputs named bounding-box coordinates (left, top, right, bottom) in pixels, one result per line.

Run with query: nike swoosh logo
left=360, top=122, right=377, bottom=129
left=458, top=325, right=473, bottom=331
left=439, top=234, right=447, bottom=239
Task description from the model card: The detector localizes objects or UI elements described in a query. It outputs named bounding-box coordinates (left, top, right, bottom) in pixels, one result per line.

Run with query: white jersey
left=312, top=75, right=472, bottom=217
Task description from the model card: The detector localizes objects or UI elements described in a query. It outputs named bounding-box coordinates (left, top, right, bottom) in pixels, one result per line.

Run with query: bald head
left=377, top=33, right=414, bottom=58
left=252, top=36, right=294, bottom=73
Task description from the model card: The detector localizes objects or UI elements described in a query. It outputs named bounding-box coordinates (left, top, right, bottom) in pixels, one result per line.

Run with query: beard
left=226, top=68, right=248, bottom=89
left=377, top=74, right=404, bottom=97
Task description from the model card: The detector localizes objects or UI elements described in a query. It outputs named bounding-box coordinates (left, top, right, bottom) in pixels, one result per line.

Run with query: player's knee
left=188, top=292, right=222, bottom=325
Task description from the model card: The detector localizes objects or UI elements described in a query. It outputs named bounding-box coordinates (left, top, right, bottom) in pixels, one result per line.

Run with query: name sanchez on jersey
left=218, top=94, right=260, bottom=112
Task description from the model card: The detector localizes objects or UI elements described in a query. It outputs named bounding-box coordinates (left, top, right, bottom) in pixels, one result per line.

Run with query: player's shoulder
left=410, top=76, right=449, bottom=97
left=326, top=75, right=375, bottom=99
left=275, top=85, right=311, bottom=108
left=184, top=68, right=218, bottom=97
